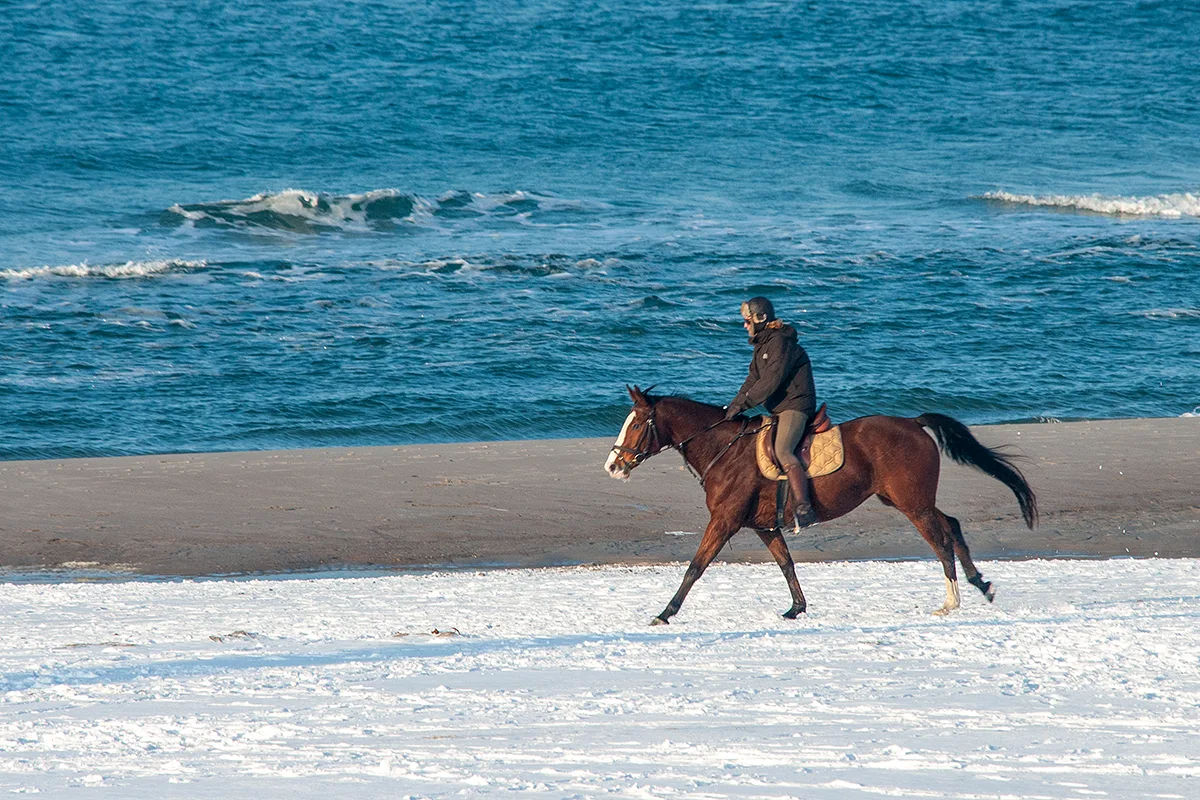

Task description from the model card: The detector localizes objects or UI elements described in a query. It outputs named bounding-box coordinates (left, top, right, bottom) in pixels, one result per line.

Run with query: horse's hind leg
left=905, top=509, right=960, bottom=615
left=652, top=516, right=737, bottom=625
left=945, top=513, right=996, bottom=602
left=755, top=528, right=807, bottom=618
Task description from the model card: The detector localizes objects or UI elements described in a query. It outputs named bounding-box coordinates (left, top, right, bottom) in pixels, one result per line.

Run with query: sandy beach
left=1, top=417, right=1197, bottom=576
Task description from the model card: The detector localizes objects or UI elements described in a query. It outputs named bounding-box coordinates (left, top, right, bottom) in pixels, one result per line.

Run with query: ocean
left=2, top=0, right=1198, bottom=460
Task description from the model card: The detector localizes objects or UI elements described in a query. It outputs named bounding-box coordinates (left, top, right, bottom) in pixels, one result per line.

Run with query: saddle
left=755, top=403, right=845, bottom=480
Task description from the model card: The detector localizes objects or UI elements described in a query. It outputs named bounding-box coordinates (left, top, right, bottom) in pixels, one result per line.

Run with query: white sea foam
left=166, top=188, right=422, bottom=233
left=1135, top=307, right=1200, bottom=320
left=165, top=188, right=593, bottom=234
left=983, top=190, right=1200, bottom=218
left=0, top=259, right=204, bottom=281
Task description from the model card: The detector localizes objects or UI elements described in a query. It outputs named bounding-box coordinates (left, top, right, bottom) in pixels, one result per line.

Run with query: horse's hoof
left=782, top=606, right=806, bottom=619
left=969, top=575, right=995, bottom=602
left=932, top=605, right=956, bottom=617
left=650, top=616, right=669, bottom=626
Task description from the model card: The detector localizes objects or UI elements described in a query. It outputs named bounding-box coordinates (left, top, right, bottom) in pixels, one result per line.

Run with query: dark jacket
left=728, top=322, right=816, bottom=416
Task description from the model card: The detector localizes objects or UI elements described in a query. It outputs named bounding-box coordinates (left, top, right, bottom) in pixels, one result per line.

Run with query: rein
left=679, top=417, right=751, bottom=487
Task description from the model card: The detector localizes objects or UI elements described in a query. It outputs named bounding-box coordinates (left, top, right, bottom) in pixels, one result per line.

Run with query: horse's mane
left=646, top=392, right=724, bottom=414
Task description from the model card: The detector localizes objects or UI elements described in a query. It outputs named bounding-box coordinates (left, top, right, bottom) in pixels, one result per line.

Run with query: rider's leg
left=777, top=409, right=817, bottom=529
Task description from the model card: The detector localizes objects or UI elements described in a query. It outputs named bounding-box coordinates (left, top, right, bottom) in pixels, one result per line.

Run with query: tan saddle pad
left=756, top=416, right=845, bottom=480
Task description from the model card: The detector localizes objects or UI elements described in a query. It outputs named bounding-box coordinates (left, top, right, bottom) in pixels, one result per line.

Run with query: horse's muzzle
left=604, top=449, right=634, bottom=480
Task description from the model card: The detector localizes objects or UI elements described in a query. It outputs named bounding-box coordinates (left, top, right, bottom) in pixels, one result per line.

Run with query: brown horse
left=605, top=386, right=1037, bottom=623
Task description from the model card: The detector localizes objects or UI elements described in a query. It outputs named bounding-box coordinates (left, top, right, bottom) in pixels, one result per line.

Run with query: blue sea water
left=1, top=0, right=1198, bottom=460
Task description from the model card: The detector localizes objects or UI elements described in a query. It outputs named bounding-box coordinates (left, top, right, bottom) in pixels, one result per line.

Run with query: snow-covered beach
left=2, top=559, right=1197, bottom=797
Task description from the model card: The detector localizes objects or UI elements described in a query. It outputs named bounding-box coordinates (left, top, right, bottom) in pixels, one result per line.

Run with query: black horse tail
left=916, top=413, right=1039, bottom=529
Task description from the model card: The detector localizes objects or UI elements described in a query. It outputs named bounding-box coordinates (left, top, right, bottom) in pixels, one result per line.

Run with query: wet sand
left=1, top=418, right=1197, bottom=576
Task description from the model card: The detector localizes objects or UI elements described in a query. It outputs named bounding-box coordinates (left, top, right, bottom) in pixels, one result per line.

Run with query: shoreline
left=1, top=417, right=1197, bottom=577
left=10, top=412, right=1193, bottom=465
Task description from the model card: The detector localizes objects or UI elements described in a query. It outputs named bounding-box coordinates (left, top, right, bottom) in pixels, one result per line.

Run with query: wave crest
left=0, top=259, right=205, bottom=281
left=982, top=190, right=1200, bottom=218
left=162, top=189, right=595, bottom=234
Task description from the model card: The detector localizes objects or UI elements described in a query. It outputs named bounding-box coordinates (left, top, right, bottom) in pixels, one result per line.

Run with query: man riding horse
left=607, top=300, right=1036, bottom=620
left=724, top=296, right=818, bottom=530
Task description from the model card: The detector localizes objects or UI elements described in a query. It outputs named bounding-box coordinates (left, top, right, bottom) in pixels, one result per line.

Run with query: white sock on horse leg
left=944, top=576, right=961, bottom=610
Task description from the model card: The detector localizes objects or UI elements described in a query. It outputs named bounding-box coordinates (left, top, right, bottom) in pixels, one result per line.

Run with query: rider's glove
left=723, top=405, right=739, bottom=421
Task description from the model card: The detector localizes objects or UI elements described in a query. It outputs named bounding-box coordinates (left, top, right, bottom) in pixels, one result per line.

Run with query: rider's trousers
left=775, top=409, right=809, bottom=471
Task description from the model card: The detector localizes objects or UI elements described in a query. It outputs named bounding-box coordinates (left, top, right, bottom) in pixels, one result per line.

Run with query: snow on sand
left=1, top=559, right=1198, bottom=797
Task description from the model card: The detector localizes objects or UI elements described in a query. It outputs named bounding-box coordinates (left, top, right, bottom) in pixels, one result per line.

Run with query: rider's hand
left=723, top=405, right=739, bottom=421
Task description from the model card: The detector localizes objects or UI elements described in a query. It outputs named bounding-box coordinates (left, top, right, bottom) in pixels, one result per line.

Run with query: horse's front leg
left=755, top=528, right=807, bottom=618
left=652, top=516, right=738, bottom=625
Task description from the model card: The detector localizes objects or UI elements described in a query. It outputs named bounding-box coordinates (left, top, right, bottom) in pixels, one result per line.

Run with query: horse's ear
left=628, top=385, right=647, bottom=406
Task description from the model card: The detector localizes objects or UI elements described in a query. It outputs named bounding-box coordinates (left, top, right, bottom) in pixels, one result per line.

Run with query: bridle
left=609, top=406, right=664, bottom=470
left=611, top=401, right=759, bottom=487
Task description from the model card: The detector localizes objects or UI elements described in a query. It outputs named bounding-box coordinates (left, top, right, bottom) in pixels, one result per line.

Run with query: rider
left=724, top=296, right=819, bottom=529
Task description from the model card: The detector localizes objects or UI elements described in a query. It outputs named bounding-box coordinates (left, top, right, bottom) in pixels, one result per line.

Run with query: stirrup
left=793, top=504, right=818, bottom=531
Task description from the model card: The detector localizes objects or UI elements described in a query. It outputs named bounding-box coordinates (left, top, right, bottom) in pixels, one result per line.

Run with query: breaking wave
left=162, top=189, right=598, bottom=234
left=982, top=190, right=1200, bottom=218
left=0, top=259, right=205, bottom=281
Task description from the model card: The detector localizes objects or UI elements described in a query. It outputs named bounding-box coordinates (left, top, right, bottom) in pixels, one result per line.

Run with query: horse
left=604, top=386, right=1037, bottom=624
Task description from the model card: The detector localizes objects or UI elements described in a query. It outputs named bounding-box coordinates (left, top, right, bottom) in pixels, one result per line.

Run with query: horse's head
left=604, top=385, right=664, bottom=480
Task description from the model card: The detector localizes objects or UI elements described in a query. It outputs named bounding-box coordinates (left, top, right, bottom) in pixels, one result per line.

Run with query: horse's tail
left=915, top=413, right=1038, bottom=529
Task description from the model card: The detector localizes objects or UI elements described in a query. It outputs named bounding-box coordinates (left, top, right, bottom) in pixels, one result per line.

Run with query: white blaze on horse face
left=605, top=411, right=637, bottom=479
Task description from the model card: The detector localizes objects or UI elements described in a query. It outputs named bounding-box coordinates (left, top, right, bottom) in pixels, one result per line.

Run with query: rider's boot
left=784, top=464, right=818, bottom=531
